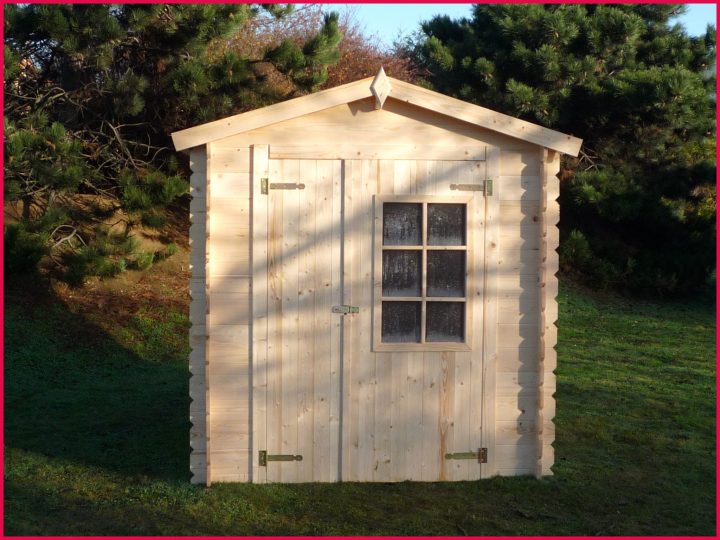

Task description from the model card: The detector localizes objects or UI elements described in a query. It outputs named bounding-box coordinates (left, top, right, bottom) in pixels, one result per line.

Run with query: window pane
left=428, top=204, right=466, bottom=246
left=382, top=250, right=421, bottom=297
left=426, top=302, right=465, bottom=342
left=383, top=203, right=422, bottom=245
left=382, top=301, right=421, bottom=342
left=427, top=251, right=466, bottom=297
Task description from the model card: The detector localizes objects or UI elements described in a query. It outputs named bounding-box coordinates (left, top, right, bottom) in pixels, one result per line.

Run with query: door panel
left=342, top=159, right=490, bottom=481
left=253, top=156, right=343, bottom=482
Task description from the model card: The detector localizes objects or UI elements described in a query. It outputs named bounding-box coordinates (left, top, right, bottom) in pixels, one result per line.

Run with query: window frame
left=373, top=194, right=475, bottom=352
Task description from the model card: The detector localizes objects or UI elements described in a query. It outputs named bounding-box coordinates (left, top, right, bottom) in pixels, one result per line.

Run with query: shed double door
left=251, top=146, right=497, bottom=483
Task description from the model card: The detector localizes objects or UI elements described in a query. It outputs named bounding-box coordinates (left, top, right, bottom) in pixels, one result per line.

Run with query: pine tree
left=405, top=4, right=715, bottom=294
left=4, top=4, right=342, bottom=283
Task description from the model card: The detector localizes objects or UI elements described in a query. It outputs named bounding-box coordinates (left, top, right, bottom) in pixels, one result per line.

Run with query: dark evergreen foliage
left=4, top=4, right=342, bottom=283
left=406, top=4, right=715, bottom=294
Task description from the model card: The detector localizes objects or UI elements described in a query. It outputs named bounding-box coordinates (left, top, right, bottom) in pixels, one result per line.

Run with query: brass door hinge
left=259, top=450, right=303, bottom=466
left=450, top=179, right=493, bottom=196
left=445, top=448, right=487, bottom=463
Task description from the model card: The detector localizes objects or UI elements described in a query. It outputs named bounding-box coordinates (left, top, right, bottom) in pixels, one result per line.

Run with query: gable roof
left=171, top=71, right=582, bottom=156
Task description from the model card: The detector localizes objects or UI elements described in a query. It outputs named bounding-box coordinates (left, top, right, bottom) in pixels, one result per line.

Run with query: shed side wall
left=188, top=147, right=208, bottom=484
left=539, top=150, right=560, bottom=476
left=495, top=146, right=546, bottom=475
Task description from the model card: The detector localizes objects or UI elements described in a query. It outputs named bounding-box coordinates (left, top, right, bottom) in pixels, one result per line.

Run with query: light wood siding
left=191, top=98, right=561, bottom=483
left=216, top=98, right=537, bottom=157
left=206, top=142, right=252, bottom=483
left=538, top=149, right=561, bottom=476
left=495, top=147, right=546, bottom=475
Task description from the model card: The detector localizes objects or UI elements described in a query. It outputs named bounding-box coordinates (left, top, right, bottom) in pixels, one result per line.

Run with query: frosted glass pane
left=428, top=204, right=466, bottom=246
left=382, top=250, right=421, bottom=297
left=427, top=251, right=465, bottom=297
left=382, top=301, right=421, bottom=342
left=426, top=302, right=465, bottom=342
left=383, top=203, right=421, bottom=245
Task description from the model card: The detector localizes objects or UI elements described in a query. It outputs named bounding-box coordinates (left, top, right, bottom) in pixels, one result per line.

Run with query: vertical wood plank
left=357, top=159, right=376, bottom=480
left=344, top=159, right=360, bottom=480
left=373, top=352, right=392, bottom=480
left=280, top=159, right=300, bottom=483
left=266, top=158, right=283, bottom=482
left=373, top=159, right=393, bottom=480
left=421, top=352, right=441, bottom=481
left=250, top=145, right=269, bottom=483
left=420, top=160, right=442, bottom=481
left=452, top=352, right=472, bottom=480
left=439, top=351, right=455, bottom=480
left=389, top=160, right=410, bottom=480
left=406, top=160, right=425, bottom=479
left=468, top=157, right=487, bottom=480
left=296, top=159, right=316, bottom=482
left=329, top=159, right=343, bottom=481
left=406, top=354, right=424, bottom=480
left=483, top=146, right=501, bottom=478
left=390, top=352, right=409, bottom=480
left=312, top=159, right=332, bottom=481
left=361, top=160, right=379, bottom=480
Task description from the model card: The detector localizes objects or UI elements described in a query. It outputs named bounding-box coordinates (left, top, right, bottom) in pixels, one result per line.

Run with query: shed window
left=374, top=197, right=473, bottom=351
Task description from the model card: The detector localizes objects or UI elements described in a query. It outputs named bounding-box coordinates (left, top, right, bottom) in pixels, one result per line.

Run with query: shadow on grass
left=5, top=274, right=191, bottom=482
left=3, top=275, right=716, bottom=535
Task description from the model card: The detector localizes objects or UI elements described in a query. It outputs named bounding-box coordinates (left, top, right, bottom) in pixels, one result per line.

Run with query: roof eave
left=171, top=72, right=582, bottom=157
left=171, top=76, right=375, bottom=151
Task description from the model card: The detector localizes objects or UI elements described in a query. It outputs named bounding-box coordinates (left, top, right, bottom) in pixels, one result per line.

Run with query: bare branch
left=102, top=120, right=140, bottom=171
left=49, top=225, right=86, bottom=249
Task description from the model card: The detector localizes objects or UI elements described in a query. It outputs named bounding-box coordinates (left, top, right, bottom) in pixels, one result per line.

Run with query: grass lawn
left=4, top=270, right=716, bottom=535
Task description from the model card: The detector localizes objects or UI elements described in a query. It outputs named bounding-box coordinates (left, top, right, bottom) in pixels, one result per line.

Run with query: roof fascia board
left=388, top=78, right=582, bottom=156
left=171, top=76, right=375, bottom=151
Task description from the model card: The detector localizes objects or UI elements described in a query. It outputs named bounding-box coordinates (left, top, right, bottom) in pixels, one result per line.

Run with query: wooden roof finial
left=370, top=66, right=392, bottom=109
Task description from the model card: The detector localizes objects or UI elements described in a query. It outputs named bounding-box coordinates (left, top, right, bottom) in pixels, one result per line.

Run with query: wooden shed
left=171, top=69, right=582, bottom=485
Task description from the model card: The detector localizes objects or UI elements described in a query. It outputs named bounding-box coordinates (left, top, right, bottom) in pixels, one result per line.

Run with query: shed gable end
left=171, top=73, right=582, bottom=156
left=211, top=97, right=540, bottom=161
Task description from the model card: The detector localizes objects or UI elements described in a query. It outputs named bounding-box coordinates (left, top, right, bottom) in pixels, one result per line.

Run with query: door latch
left=450, top=179, right=493, bottom=196
left=260, top=178, right=305, bottom=195
left=444, top=448, right=487, bottom=463
left=332, top=305, right=359, bottom=315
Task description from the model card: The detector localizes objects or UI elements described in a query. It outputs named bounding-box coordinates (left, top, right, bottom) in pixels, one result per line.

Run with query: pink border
left=0, top=1, right=716, bottom=539
left=715, top=1, right=719, bottom=538
left=1, top=0, right=6, bottom=534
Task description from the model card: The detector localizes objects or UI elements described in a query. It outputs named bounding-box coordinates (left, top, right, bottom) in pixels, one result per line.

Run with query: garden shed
left=171, top=68, right=582, bottom=485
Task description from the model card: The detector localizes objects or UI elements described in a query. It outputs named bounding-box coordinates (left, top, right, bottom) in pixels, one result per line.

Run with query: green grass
left=4, top=280, right=715, bottom=535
